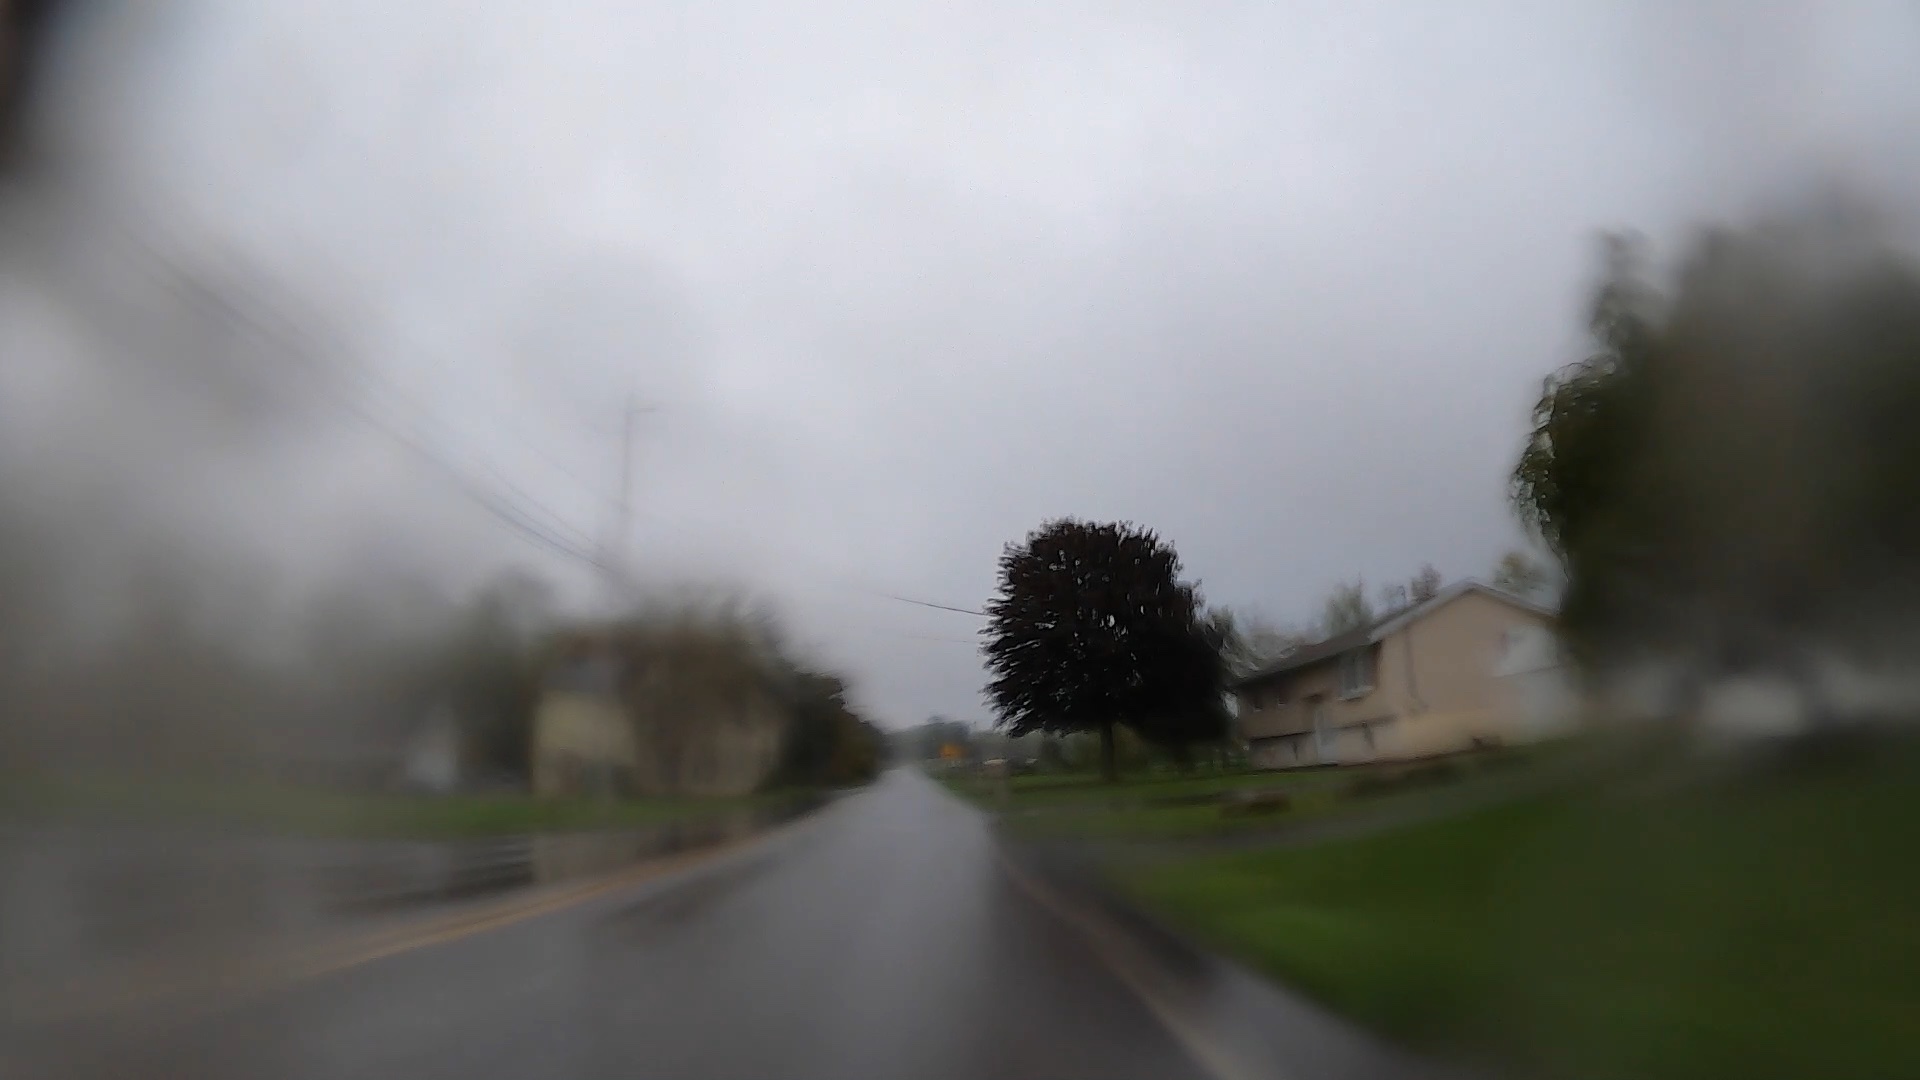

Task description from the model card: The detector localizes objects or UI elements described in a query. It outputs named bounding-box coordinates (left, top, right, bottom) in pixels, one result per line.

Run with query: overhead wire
left=874, top=593, right=987, bottom=618
left=216, top=219, right=626, bottom=511
left=43, top=185, right=998, bottom=613
left=59, top=188, right=615, bottom=570
left=138, top=218, right=603, bottom=551
left=142, top=242, right=605, bottom=565
left=772, top=551, right=991, bottom=621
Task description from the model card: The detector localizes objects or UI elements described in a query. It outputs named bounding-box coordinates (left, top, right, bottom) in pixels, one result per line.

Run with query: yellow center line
left=13, top=807, right=836, bottom=1029
left=290, top=839, right=743, bottom=979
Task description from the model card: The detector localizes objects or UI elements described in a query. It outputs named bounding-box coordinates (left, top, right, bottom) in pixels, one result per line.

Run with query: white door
left=1311, top=700, right=1336, bottom=764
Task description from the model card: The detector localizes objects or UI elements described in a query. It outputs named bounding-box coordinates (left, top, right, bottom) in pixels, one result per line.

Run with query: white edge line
left=995, top=845, right=1280, bottom=1080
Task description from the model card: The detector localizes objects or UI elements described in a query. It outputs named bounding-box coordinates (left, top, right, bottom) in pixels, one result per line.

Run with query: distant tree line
left=769, top=668, right=885, bottom=789
left=892, top=717, right=980, bottom=763
left=0, top=521, right=885, bottom=792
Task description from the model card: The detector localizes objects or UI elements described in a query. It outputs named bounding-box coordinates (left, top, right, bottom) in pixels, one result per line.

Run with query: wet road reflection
left=5, top=773, right=1448, bottom=1080
left=6, top=774, right=1215, bottom=1079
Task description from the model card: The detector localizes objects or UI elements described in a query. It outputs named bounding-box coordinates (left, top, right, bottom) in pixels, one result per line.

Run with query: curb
left=993, top=831, right=1476, bottom=1080
left=997, top=835, right=1223, bottom=993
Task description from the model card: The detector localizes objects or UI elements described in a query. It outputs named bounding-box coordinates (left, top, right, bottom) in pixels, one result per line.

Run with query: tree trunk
left=1099, top=723, right=1117, bottom=782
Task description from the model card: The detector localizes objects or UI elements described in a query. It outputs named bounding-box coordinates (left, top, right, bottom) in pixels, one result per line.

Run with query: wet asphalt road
left=17, top=770, right=1221, bottom=1080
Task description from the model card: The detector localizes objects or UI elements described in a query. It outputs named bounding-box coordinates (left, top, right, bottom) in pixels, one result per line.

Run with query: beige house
left=530, top=628, right=792, bottom=799
left=531, top=647, right=639, bottom=798
left=1234, top=581, right=1560, bottom=769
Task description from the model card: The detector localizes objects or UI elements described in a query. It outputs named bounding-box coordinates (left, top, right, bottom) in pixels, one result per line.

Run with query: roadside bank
left=968, top=737, right=1920, bottom=1080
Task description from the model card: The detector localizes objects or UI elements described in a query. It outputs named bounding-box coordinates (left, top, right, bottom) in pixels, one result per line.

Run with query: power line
left=219, top=282, right=605, bottom=559
left=875, top=593, right=987, bottom=618
left=35, top=188, right=1001, bottom=611
left=130, top=247, right=990, bottom=605
left=71, top=183, right=608, bottom=553
left=38, top=185, right=1017, bottom=698
left=224, top=221, right=623, bottom=511
left=140, top=239, right=602, bottom=560
left=83, top=175, right=623, bottom=514
left=65, top=196, right=614, bottom=572
left=599, top=395, right=663, bottom=605
left=773, top=555, right=990, bottom=619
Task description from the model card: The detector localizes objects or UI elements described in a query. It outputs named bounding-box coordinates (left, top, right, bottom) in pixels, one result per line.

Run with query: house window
left=1338, top=649, right=1374, bottom=697
left=1248, top=682, right=1288, bottom=710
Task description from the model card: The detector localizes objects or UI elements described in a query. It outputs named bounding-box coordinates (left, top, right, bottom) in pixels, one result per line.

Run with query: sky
left=12, top=0, right=1920, bottom=728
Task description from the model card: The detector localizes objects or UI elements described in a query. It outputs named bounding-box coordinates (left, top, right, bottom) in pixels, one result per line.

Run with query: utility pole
left=603, top=394, right=657, bottom=611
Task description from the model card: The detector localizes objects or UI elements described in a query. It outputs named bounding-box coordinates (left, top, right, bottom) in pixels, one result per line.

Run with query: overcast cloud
left=15, top=0, right=1920, bottom=726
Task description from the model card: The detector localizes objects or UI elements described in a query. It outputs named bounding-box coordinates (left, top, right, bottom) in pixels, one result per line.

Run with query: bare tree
left=1491, top=550, right=1550, bottom=600
left=1206, top=606, right=1303, bottom=677
left=1320, top=578, right=1375, bottom=635
left=1409, top=564, right=1443, bottom=603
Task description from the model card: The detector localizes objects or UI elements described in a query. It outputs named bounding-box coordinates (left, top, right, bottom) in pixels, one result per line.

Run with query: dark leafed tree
left=1511, top=231, right=1677, bottom=668
left=1511, top=233, right=1659, bottom=576
left=982, top=519, right=1226, bottom=781
left=772, top=669, right=884, bottom=787
left=772, top=670, right=851, bottom=787
left=1513, top=207, right=1920, bottom=694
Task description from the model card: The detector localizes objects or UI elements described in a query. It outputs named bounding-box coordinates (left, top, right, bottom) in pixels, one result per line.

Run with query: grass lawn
left=996, top=783, right=1463, bottom=842
left=942, top=765, right=1348, bottom=806
left=1117, top=738, right=1920, bottom=1080
left=937, top=745, right=1564, bottom=842
left=0, top=773, right=806, bottom=839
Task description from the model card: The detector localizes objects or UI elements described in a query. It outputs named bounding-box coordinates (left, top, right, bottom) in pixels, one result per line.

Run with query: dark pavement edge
left=991, top=828, right=1481, bottom=1080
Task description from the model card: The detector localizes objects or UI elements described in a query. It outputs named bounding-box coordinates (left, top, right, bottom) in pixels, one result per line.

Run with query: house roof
left=1232, top=622, right=1377, bottom=687
left=1229, top=579, right=1555, bottom=690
